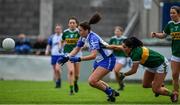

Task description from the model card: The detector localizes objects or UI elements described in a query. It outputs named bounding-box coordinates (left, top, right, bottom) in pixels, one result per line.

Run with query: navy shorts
left=51, top=55, right=61, bottom=65
left=93, top=55, right=116, bottom=71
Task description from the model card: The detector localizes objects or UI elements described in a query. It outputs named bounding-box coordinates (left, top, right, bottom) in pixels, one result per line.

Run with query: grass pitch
left=0, top=80, right=179, bottom=104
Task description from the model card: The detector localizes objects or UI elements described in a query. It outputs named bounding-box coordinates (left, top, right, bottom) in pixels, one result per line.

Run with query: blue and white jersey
left=77, top=31, right=113, bottom=62
left=48, top=33, right=63, bottom=56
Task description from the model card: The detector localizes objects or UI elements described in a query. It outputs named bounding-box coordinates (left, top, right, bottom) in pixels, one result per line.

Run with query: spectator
left=33, top=36, right=47, bottom=55
left=15, top=33, right=31, bottom=54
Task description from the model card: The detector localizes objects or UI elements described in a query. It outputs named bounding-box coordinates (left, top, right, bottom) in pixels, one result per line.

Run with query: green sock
left=70, top=85, right=73, bottom=91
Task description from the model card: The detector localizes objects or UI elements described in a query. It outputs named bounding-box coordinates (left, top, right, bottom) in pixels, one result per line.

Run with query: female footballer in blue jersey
left=58, top=13, right=119, bottom=102
left=45, top=24, right=63, bottom=88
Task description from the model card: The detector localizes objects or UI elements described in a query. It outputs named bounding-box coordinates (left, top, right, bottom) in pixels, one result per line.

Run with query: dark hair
left=171, top=6, right=180, bottom=14
left=123, top=37, right=143, bottom=49
left=79, top=13, right=101, bottom=31
left=68, top=16, right=79, bottom=25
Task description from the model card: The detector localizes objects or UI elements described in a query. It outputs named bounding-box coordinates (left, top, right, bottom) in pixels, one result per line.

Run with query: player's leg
left=55, top=63, right=62, bottom=88
left=66, top=61, right=75, bottom=95
left=171, top=60, right=180, bottom=102
left=88, top=67, right=109, bottom=91
left=52, top=65, right=56, bottom=81
left=152, top=72, right=174, bottom=98
left=74, top=62, right=80, bottom=93
left=101, top=80, right=120, bottom=96
left=142, top=70, right=154, bottom=88
left=88, top=67, right=116, bottom=102
left=114, top=63, right=124, bottom=91
left=51, top=56, right=61, bottom=88
left=88, top=55, right=117, bottom=102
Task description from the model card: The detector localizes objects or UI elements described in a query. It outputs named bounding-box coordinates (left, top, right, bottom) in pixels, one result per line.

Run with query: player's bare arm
left=106, top=45, right=123, bottom=51
left=80, top=50, right=97, bottom=61
left=124, top=63, right=139, bottom=76
left=151, top=32, right=166, bottom=39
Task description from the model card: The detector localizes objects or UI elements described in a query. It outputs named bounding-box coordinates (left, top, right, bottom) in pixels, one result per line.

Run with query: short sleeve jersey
left=47, top=33, right=63, bottom=56
left=130, top=47, right=164, bottom=68
left=62, top=28, right=80, bottom=53
left=164, top=21, right=180, bottom=57
left=109, top=36, right=127, bottom=57
left=76, top=31, right=113, bottom=62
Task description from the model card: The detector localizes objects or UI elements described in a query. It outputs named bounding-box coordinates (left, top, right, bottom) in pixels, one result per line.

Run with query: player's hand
left=69, top=56, right=81, bottom=63
left=58, top=48, right=62, bottom=53
left=151, top=32, right=156, bottom=38
left=57, top=55, right=69, bottom=66
left=119, top=72, right=125, bottom=81
left=45, top=50, right=49, bottom=56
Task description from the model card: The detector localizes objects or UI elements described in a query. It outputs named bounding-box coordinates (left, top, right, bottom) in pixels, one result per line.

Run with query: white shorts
left=146, top=58, right=169, bottom=74
left=115, top=57, right=127, bottom=65
left=171, top=55, right=180, bottom=62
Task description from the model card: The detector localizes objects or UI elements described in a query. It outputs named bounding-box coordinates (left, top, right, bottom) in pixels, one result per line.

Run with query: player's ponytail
left=79, top=13, right=101, bottom=32
left=123, top=37, right=143, bottom=49
left=89, top=13, right=101, bottom=25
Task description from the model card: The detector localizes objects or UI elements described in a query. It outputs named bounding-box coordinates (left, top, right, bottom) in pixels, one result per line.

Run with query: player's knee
left=88, top=78, right=96, bottom=87
left=152, top=84, right=161, bottom=93
left=69, top=70, right=74, bottom=76
left=152, top=87, right=160, bottom=93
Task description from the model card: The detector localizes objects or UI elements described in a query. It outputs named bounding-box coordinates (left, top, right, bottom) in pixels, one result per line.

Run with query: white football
left=2, top=38, right=15, bottom=50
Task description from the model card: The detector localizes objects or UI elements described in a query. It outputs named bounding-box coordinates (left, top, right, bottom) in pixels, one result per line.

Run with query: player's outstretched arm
left=69, top=50, right=97, bottom=63
left=124, top=62, right=139, bottom=76
left=151, top=32, right=166, bottom=39
left=106, top=45, right=123, bottom=51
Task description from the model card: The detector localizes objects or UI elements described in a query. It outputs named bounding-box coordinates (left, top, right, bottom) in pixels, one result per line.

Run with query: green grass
left=0, top=80, right=179, bottom=104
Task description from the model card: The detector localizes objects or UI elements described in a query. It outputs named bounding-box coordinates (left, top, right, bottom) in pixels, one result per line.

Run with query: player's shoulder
left=167, top=21, right=174, bottom=24
left=111, top=36, right=116, bottom=39
left=48, top=34, right=54, bottom=39
left=132, top=47, right=142, bottom=53
left=87, top=32, right=100, bottom=41
left=63, top=29, right=70, bottom=33
left=167, top=20, right=180, bottom=25
left=121, top=35, right=127, bottom=39
left=89, top=32, right=99, bottom=38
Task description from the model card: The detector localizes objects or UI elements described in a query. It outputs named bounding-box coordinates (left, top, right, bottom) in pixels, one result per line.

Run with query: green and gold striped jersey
left=164, top=21, right=180, bottom=57
left=130, top=47, right=164, bottom=68
left=62, top=28, right=80, bottom=53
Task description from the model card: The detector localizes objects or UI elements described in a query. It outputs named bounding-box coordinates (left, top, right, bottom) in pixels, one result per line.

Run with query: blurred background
left=0, top=0, right=179, bottom=81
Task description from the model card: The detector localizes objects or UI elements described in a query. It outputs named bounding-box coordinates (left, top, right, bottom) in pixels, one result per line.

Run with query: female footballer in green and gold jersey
left=151, top=6, right=180, bottom=102
left=106, top=37, right=176, bottom=102
left=61, top=17, right=82, bottom=95
left=109, top=26, right=127, bottom=91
